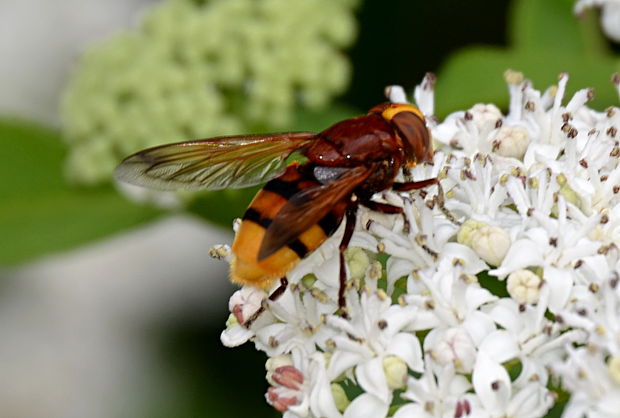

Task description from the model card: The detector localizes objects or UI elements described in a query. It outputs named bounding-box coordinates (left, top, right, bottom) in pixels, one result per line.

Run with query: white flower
left=395, top=363, right=475, bottom=418
left=434, top=104, right=503, bottom=155
left=403, top=256, right=496, bottom=331
left=254, top=285, right=336, bottom=357
left=484, top=297, right=585, bottom=390
left=220, top=286, right=266, bottom=347
left=552, top=346, right=620, bottom=417
left=472, top=351, right=554, bottom=417
left=265, top=348, right=341, bottom=418
left=324, top=289, right=423, bottom=409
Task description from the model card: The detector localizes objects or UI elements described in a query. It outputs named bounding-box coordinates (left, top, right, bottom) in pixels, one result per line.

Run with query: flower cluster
left=61, top=0, right=358, bottom=185
left=219, top=71, right=620, bottom=417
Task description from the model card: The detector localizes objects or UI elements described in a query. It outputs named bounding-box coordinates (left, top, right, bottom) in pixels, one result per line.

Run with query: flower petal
left=543, top=266, right=573, bottom=312
left=472, top=353, right=511, bottom=415
left=478, top=330, right=519, bottom=363
left=327, top=350, right=364, bottom=381
left=385, top=332, right=423, bottom=372
left=356, top=357, right=390, bottom=404
left=392, top=402, right=430, bottom=418
left=343, top=393, right=389, bottom=418
left=490, top=239, right=544, bottom=277
left=220, top=324, right=254, bottom=347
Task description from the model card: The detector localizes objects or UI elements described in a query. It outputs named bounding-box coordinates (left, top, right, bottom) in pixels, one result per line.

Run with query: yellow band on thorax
left=381, top=104, right=424, bottom=122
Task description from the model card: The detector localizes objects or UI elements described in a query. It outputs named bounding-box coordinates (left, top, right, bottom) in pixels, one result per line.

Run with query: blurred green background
left=0, top=0, right=618, bottom=416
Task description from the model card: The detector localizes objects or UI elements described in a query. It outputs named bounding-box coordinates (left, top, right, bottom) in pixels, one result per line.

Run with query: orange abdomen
left=231, top=164, right=346, bottom=289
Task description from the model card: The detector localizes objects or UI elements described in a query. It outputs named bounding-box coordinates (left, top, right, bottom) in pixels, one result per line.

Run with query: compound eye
left=390, top=110, right=432, bottom=165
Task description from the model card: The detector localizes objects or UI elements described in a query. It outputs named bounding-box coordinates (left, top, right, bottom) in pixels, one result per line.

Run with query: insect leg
left=392, top=177, right=437, bottom=191
left=269, top=276, right=289, bottom=301
left=243, top=277, right=289, bottom=328
left=361, top=200, right=404, bottom=214
left=434, top=182, right=462, bottom=226
left=360, top=199, right=410, bottom=233
left=338, top=205, right=357, bottom=317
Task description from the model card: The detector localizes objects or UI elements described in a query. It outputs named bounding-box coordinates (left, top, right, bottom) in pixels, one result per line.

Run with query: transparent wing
left=114, top=132, right=316, bottom=191
left=258, top=165, right=373, bottom=260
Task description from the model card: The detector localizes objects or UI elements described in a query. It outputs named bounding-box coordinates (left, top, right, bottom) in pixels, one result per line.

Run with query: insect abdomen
left=231, top=164, right=345, bottom=289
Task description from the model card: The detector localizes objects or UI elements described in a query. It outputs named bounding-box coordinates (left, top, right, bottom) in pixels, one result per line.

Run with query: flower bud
left=383, top=355, right=408, bottom=390
left=468, top=103, right=503, bottom=134
left=470, top=225, right=511, bottom=266
left=507, top=269, right=542, bottom=304
left=457, top=219, right=486, bottom=247
left=271, top=365, right=304, bottom=390
left=432, top=327, right=476, bottom=373
left=345, top=247, right=370, bottom=280
left=228, top=287, right=266, bottom=324
left=367, top=260, right=383, bottom=281
left=266, top=386, right=299, bottom=413
left=492, top=126, right=530, bottom=159
left=331, top=383, right=350, bottom=412
left=301, top=273, right=317, bottom=289
left=266, top=355, right=293, bottom=386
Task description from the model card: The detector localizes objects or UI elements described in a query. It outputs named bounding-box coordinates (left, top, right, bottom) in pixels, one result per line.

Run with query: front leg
left=392, top=177, right=437, bottom=191
left=360, top=198, right=409, bottom=233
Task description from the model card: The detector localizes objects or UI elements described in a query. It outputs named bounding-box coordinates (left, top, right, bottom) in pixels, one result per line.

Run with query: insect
left=115, top=102, right=436, bottom=323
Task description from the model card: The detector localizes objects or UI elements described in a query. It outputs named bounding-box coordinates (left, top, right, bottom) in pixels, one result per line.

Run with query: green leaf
left=436, top=48, right=620, bottom=114
left=0, top=119, right=160, bottom=266
left=477, top=270, right=509, bottom=298
left=511, top=0, right=602, bottom=53
left=435, top=0, right=620, bottom=116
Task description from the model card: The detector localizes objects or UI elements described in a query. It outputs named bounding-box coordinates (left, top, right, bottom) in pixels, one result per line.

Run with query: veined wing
left=114, top=132, right=316, bottom=191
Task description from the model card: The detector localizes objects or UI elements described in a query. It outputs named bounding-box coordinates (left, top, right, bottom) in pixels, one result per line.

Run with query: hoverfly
left=115, top=102, right=436, bottom=323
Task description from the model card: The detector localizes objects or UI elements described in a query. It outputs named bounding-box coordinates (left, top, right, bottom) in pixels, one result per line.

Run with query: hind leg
left=337, top=205, right=357, bottom=317
left=243, top=277, right=289, bottom=328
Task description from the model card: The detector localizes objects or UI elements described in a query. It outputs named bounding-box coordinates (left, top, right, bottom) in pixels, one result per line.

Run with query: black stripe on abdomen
left=288, top=239, right=309, bottom=258
left=244, top=207, right=308, bottom=258
left=243, top=207, right=272, bottom=229
left=262, top=178, right=302, bottom=199
left=318, top=211, right=341, bottom=236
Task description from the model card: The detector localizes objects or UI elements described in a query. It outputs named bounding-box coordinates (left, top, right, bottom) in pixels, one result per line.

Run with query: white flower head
left=218, top=72, right=620, bottom=417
